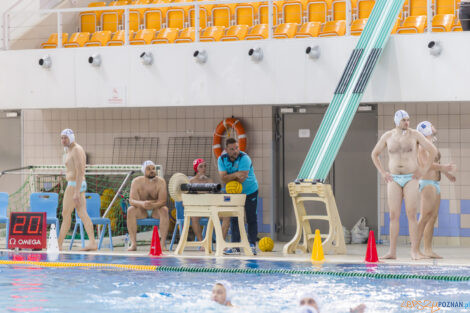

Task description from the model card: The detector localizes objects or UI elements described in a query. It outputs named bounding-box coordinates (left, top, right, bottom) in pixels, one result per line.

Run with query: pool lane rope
left=1, top=261, right=469, bottom=282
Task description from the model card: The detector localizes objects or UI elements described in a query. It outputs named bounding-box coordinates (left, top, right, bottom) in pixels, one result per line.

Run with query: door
left=0, top=113, right=21, bottom=195
left=276, top=106, right=377, bottom=242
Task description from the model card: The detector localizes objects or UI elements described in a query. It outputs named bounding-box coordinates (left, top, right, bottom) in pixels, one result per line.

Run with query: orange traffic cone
left=149, top=226, right=162, bottom=257
left=311, top=229, right=324, bottom=262
left=365, top=230, right=378, bottom=263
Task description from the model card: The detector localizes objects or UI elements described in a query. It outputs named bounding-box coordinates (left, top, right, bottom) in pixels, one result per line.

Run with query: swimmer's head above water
left=212, top=280, right=232, bottom=306
left=61, top=128, right=75, bottom=147
left=193, top=158, right=206, bottom=175
left=394, top=110, right=410, bottom=131
left=298, top=292, right=320, bottom=313
left=141, top=160, right=157, bottom=179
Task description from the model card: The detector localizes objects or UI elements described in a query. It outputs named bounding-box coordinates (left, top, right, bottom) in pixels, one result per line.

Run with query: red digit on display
left=28, top=216, right=41, bottom=234
left=13, top=216, right=26, bottom=234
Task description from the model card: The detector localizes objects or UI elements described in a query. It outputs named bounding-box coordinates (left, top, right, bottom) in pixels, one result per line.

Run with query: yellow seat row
left=40, top=12, right=463, bottom=49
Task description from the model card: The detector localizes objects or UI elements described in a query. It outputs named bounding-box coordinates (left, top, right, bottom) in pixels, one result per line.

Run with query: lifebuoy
left=213, top=118, right=247, bottom=159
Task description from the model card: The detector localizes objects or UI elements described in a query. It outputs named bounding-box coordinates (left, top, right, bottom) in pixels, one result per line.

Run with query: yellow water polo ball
left=259, top=237, right=274, bottom=252
left=226, top=181, right=243, bottom=194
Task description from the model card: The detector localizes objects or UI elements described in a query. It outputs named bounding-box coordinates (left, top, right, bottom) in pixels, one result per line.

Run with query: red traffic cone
left=149, top=226, right=162, bottom=257
left=365, top=230, right=378, bottom=263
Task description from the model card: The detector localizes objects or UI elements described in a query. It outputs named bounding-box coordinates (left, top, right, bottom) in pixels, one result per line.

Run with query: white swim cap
left=215, top=280, right=232, bottom=303
left=141, top=160, right=156, bottom=174
left=394, top=110, right=409, bottom=126
left=417, top=121, right=433, bottom=137
left=61, top=128, right=75, bottom=144
left=299, top=292, right=320, bottom=311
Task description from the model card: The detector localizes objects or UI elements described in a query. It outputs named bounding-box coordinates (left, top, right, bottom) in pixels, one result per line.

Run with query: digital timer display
left=8, top=212, right=47, bottom=250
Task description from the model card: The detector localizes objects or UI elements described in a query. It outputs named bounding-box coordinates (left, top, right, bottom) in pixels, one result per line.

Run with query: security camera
left=88, top=54, right=101, bottom=67
left=140, top=52, right=153, bottom=65
left=38, top=55, right=52, bottom=69
left=248, top=48, right=263, bottom=62
left=306, top=45, right=320, bottom=60
left=193, top=50, right=207, bottom=64
left=428, top=41, right=442, bottom=57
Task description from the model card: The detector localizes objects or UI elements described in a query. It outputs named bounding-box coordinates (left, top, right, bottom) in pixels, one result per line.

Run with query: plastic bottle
left=124, top=233, right=129, bottom=249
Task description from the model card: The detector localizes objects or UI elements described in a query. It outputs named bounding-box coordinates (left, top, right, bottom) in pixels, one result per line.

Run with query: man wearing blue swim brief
left=58, top=129, right=97, bottom=251
left=416, top=121, right=457, bottom=259
left=371, top=110, right=437, bottom=260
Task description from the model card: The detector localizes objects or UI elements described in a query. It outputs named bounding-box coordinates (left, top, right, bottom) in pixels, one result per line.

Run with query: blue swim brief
left=391, top=174, right=414, bottom=188
left=419, top=180, right=440, bottom=195
left=67, top=181, right=87, bottom=193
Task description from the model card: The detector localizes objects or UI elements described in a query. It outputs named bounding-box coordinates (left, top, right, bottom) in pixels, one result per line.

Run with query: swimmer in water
left=298, top=293, right=366, bottom=313
left=212, top=280, right=233, bottom=307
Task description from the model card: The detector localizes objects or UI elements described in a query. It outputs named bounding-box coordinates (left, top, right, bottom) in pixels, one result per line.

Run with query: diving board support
left=283, top=182, right=346, bottom=255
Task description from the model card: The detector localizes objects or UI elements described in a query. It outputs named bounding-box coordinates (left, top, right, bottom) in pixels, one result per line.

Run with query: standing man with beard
left=218, top=138, right=259, bottom=255
left=127, top=160, right=169, bottom=251
left=371, top=110, right=437, bottom=260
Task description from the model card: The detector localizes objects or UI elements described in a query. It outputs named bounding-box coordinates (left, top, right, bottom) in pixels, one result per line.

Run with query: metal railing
left=1, top=0, right=445, bottom=50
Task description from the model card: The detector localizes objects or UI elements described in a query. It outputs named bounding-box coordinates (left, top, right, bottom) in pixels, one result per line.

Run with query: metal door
left=276, top=106, right=377, bottom=242
left=0, top=113, right=21, bottom=194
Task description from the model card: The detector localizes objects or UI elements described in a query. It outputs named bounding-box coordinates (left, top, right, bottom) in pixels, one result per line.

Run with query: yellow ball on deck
left=259, top=237, right=274, bottom=252
left=226, top=180, right=243, bottom=194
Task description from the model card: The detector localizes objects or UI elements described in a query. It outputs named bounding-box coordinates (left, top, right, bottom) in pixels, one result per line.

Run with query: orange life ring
left=213, top=118, right=247, bottom=159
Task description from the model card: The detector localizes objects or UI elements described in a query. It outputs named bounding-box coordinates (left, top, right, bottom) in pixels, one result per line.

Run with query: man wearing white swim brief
left=416, top=121, right=457, bottom=259
left=371, top=110, right=437, bottom=260
left=59, top=129, right=97, bottom=251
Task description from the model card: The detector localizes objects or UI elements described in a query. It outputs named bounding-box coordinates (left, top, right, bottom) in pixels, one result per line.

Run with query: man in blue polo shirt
left=218, top=137, right=259, bottom=255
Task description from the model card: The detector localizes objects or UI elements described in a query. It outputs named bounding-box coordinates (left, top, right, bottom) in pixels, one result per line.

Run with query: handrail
left=3, top=0, right=25, bottom=50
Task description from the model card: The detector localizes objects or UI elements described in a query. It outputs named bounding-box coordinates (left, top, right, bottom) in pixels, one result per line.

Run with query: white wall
left=0, top=32, right=469, bottom=109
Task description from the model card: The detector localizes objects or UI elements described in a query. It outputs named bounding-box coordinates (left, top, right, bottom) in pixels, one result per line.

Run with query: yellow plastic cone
left=311, top=229, right=324, bottom=262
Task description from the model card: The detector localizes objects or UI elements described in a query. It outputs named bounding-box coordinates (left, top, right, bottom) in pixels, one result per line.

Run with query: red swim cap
left=193, top=158, right=205, bottom=173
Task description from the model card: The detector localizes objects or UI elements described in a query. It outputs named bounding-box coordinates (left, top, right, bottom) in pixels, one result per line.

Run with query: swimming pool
left=1, top=252, right=470, bottom=313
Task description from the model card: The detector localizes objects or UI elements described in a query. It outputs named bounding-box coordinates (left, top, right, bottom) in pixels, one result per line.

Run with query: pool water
left=1, top=252, right=470, bottom=313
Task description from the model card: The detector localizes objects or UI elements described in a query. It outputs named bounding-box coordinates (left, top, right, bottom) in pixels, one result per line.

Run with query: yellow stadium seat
left=64, top=32, right=90, bottom=48
left=144, top=0, right=170, bottom=31
left=189, top=3, right=214, bottom=28
left=175, top=27, right=201, bottom=43
left=452, top=20, right=463, bottom=31
left=396, top=15, right=427, bottom=33
left=282, top=0, right=305, bottom=24
left=235, top=3, right=260, bottom=26
left=212, top=4, right=237, bottom=27
left=306, top=0, right=331, bottom=23
left=295, top=21, right=321, bottom=37
left=357, top=0, right=374, bottom=18
left=431, top=13, right=454, bottom=31
left=332, top=0, right=357, bottom=20
left=258, top=1, right=283, bottom=25
left=102, top=1, right=129, bottom=32
left=107, top=30, right=135, bottom=45
left=129, top=0, right=151, bottom=31
left=220, top=24, right=250, bottom=40
left=151, top=28, right=179, bottom=43
left=167, top=0, right=192, bottom=29
left=273, top=23, right=298, bottom=38
left=130, top=28, right=156, bottom=44
left=41, top=33, right=68, bottom=49
left=391, top=18, right=401, bottom=33
left=245, top=24, right=270, bottom=40
left=409, top=0, right=427, bottom=16
left=318, top=19, right=346, bottom=36
left=435, top=0, right=457, bottom=14
left=351, top=17, right=368, bottom=35
left=84, top=30, right=112, bottom=46
left=200, top=26, right=226, bottom=41
left=80, top=2, right=106, bottom=33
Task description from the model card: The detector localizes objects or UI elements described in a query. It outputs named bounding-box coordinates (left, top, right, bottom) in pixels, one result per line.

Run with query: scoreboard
left=8, top=212, right=47, bottom=250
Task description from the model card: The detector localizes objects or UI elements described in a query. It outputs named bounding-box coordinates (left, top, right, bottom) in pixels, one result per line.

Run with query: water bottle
left=124, top=233, right=129, bottom=249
